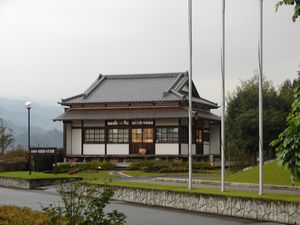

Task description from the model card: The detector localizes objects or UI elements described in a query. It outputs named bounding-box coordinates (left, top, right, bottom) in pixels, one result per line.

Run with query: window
left=132, top=128, right=153, bottom=143
left=203, top=130, right=210, bottom=142
left=156, top=128, right=179, bottom=143
left=84, top=129, right=105, bottom=143
left=108, top=129, right=129, bottom=143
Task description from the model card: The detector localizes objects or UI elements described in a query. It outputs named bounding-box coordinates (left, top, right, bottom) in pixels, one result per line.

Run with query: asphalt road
left=0, top=187, right=280, bottom=225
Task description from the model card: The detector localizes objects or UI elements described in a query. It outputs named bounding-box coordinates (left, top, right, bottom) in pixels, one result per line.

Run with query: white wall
left=71, top=129, right=81, bottom=155
left=83, top=120, right=105, bottom=127
left=203, top=142, right=210, bottom=155
left=83, top=144, right=105, bottom=155
left=66, top=123, right=72, bottom=155
left=155, top=118, right=179, bottom=126
left=156, top=144, right=179, bottom=155
left=180, top=144, right=196, bottom=155
left=210, top=124, right=221, bottom=155
left=107, top=144, right=129, bottom=155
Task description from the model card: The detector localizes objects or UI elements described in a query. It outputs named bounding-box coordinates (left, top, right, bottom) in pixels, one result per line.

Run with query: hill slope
left=226, top=160, right=300, bottom=186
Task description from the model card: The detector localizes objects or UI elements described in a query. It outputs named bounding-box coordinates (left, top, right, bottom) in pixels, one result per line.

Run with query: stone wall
left=0, top=177, right=81, bottom=189
left=0, top=177, right=31, bottom=189
left=97, top=185, right=300, bottom=225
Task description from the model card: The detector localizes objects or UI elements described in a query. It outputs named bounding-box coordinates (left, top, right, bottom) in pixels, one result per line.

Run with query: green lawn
left=74, top=171, right=117, bottom=180
left=0, top=170, right=116, bottom=180
left=225, top=160, right=300, bottom=186
left=0, top=171, right=77, bottom=179
left=89, top=180, right=300, bottom=202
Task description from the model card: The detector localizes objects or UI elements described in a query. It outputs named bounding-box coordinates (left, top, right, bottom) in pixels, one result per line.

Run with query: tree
left=225, top=75, right=289, bottom=166
left=276, top=0, right=300, bottom=22
left=271, top=83, right=300, bottom=184
left=0, top=119, right=15, bottom=155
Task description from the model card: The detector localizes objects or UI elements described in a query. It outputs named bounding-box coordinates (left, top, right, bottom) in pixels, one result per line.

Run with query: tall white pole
left=221, top=0, right=225, bottom=192
left=188, top=0, right=193, bottom=190
left=258, top=0, right=264, bottom=195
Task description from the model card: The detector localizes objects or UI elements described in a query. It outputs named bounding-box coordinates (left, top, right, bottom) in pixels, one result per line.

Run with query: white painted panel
left=203, top=143, right=210, bottom=155
left=83, top=144, right=105, bottom=155
left=210, top=124, right=220, bottom=155
left=155, top=144, right=178, bottom=155
left=155, top=119, right=179, bottom=126
left=84, top=120, right=105, bottom=127
left=71, top=129, right=81, bottom=155
left=107, top=144, right=129, bottom=155
left=180, top=144, right=196, bottom=155
left=66, top=123, right=72, bottom=155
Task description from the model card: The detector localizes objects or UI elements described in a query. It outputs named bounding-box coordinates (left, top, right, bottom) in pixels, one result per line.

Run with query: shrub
left=43, top=182, right=126, bottom=225
left=0, top=157, right=28, bottom=172
left=192, top=162, right=213, bottom=170
left=0, top=206, right=47, bottom=225
left=54, top=161, right=116, bottom=174
left=128, top=160, right=212, bottom=173
left=3, top=147, right=28, bottom=159
left=54, top=163, right=73, bottom=173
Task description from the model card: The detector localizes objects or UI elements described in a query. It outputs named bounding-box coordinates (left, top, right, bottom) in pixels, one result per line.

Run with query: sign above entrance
left=107, top=120, right=129, bottom=126
left=132, top=120, right=154, bottom=125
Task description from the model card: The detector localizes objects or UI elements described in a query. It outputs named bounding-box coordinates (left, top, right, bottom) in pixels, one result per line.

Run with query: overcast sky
left=0, top=0, right=299, bottom=110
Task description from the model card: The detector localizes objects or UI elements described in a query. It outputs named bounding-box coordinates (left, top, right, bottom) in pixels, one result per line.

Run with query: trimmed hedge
left=127, top=160, right=212, bottom=173
left=54, top=161, right=116, bottom=174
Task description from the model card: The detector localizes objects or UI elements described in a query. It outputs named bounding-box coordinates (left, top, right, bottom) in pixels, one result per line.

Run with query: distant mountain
left=0, top=97, right=63, bottom=131
left=14, top=128, right=63, bottom=148
left=0, top=97, right=64, bottom=148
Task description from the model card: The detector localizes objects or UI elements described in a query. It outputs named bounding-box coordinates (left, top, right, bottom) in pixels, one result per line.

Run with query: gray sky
left=0, top=0, right=299, bottom=110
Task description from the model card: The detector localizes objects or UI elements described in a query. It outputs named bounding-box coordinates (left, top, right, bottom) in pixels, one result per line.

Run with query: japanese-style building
left=54, top=72, right=221, bottom=161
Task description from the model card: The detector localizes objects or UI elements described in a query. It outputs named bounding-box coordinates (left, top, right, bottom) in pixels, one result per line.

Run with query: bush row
left=54, top=161, right=116, bottom=174
left=127, top=160, right=212, bottom=173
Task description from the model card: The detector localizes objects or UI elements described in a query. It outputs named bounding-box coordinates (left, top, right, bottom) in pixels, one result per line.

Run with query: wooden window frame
left=83, top=128, right=106, bottom=144
left=156, top=126, right=179, bottom=143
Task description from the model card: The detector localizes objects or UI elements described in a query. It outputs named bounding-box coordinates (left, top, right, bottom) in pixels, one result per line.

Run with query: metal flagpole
left=258, top=0, right=264, bottom=195
left=221, top=0, right=225, bottom=192
left=188, top=0, right=193, bottom=190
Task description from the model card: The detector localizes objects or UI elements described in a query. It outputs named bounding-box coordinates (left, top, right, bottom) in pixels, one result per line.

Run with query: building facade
left=54, top=72, right=221, bottom=161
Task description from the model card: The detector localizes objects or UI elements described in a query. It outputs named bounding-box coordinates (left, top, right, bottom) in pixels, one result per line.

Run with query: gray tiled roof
left=60, top=72, right=218, bottom=108
left=54, top=107, right=220, bottom=121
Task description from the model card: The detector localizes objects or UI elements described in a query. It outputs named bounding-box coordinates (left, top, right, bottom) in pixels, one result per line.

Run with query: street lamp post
left=25, top=101, right=32, bottom=175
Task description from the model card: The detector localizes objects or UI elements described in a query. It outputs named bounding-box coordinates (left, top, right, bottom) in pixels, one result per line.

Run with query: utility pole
left=188, top=0, right=193, bottom=189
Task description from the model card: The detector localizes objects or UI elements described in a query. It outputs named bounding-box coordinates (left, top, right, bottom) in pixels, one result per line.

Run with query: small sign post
left=29, top=147, right=58, bottom=174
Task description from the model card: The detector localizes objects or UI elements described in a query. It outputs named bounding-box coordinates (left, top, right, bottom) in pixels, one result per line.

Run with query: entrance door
left=195, top=129, right=203, bottom=155
left=130, top=128, right=155, bottom=155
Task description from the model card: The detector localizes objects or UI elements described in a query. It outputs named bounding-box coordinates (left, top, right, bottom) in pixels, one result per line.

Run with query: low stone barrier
left=97, top=184, right=300, bottom=225
left=0, top=176, right=81, bottom=189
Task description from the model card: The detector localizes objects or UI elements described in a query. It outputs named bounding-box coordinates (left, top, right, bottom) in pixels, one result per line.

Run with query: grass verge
left=225, top=161, right=300, bottom=186
left=0, top=170, right=117, bottom=180
left=89, top=180, right=300, bottom=203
